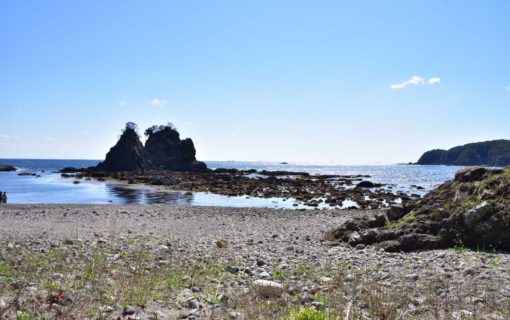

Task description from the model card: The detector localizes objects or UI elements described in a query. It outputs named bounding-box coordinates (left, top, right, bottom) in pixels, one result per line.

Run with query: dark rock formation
left=326, top=167, right=510, bottom=251
left=356, top=181, right=375, bottom=188
left=417, top=139, right=510, bottom=166
left=92, top=122, right=207, bottom=172
left=144, top=124, right=207, bottom=172
left=0, top=165, right=17, bottom=172
left=95, top=123, right=153, bottom=172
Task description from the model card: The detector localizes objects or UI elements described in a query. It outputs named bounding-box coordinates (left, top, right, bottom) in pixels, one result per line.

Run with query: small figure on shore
left=0, top=192, right=7, bottom=204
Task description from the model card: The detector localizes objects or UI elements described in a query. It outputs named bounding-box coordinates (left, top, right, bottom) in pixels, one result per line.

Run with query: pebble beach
left=0, top=204, right=508, bottom=319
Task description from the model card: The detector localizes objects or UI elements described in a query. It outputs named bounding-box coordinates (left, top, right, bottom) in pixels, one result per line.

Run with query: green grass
left=271, top=265, right=286, bottom=281
left=288, top=307, right=339, bottom=320
left=386, top=214, right=417, bottom=229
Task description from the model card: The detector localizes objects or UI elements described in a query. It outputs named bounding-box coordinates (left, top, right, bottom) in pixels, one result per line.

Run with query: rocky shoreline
left=327, top=167, right=510, bottom=252
left=0, top=205, right=509, bottom=319
left=63, top=169, right=423, bottom=210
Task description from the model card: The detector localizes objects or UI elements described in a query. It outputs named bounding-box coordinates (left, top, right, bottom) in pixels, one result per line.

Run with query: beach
left=1, top=204, right=508, bottom=319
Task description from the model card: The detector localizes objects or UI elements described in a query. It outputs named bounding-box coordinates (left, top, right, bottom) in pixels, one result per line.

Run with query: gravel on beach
left=0, top=205, right=509, bottom=319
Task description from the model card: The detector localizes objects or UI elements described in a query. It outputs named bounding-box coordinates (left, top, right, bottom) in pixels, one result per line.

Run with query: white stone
left=344, top=274, right=355, bottom=282
left=253, top=280, right=284, bottom=297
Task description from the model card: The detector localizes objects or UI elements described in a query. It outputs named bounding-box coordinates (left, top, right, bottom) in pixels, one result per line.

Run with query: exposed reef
left=0, top=165, right=17, bottom=172
left=417, top=139, right=510, bottom=166
left=74, top=168, right=421, bottom=210
left=326, top=167, right=510, bottom=251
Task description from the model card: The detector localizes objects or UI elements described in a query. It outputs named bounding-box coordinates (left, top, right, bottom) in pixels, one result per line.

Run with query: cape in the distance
left=416, top=139, right=510, bottom=167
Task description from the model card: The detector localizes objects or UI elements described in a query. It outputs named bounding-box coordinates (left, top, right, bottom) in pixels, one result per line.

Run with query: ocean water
left=0, top=159, right=463, bottom=208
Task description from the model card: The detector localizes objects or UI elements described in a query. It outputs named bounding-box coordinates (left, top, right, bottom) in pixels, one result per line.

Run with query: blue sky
left=1, top=1, right=509, bottom=164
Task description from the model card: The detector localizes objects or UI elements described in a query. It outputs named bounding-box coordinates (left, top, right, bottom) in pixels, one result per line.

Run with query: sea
left=0, top=159, right=463, bottom=209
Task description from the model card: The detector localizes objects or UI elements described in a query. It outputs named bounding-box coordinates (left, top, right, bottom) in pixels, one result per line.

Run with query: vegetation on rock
left=327, top=167, right=510, bottom=251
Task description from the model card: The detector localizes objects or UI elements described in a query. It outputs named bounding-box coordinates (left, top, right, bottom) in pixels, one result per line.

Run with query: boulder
left=356, top=181, right=375, bottom=188
left=326, top=167, right=510, bottom=251
left=387, top=204, right=405, bottom=221
left=253, top=280, right=284, bottom=298
left=463, top=201, right=492, bottom=228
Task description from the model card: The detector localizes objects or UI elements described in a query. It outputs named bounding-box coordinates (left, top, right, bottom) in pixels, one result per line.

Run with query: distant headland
left=416, top=139, right=510, bottom=166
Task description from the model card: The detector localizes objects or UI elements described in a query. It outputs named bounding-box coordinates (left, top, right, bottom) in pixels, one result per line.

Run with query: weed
left=288, top=307, right=338, bottom=320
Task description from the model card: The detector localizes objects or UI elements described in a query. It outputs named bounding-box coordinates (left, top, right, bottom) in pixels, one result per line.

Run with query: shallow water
left=0, top=159, right=463, bottom=207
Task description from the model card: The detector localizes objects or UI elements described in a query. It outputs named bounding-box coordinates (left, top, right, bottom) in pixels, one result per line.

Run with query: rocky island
left=417, top=139, right=510, bottom=166
left=95, top=122, right=207, bottom=172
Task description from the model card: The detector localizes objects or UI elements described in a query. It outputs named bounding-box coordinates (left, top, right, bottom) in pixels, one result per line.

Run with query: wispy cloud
left=118, top=100, right=127, bottom=107
left=150, top=98, right=169, bottom=106
left=391, top=76, right=441, bottom=89
left=505, top=85, right=510, bottom=92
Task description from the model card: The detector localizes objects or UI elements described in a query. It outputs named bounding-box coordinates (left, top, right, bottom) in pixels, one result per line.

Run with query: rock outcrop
left=417, top=139, right=510, bottom=166
left=94, top=122, right=207, bottom=172
left=0, top=165, right=16, bottom=172
left=144, top=124, right=207, bottom=172
left=95, top=123, right=153, bottom=172
left=326, top=167, right=510, bottom=251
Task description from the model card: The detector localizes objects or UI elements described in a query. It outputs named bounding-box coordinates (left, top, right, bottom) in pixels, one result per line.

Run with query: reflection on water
left=108, top=185, right=194, bottom=205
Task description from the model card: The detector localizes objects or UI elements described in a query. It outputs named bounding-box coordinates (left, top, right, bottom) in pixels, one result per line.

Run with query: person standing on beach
left=0, top=192, right=6, bottom=204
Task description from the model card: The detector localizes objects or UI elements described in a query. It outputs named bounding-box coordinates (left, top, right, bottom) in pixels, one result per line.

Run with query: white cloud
left=391, top=76, right=441, bottom=89
left=428, top=77, right=441, bottom=85
left=391, top=76, right=425, bottom=89
left=118, top=100, right=127, bottom=107
left=150, top=98, right=169, bottom=106
left=505, top=85, right=510, bottom=92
